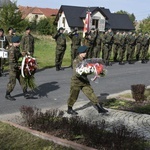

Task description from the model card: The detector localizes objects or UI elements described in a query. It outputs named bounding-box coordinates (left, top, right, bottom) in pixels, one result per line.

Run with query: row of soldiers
left=68, top=28, right=150, bottom=66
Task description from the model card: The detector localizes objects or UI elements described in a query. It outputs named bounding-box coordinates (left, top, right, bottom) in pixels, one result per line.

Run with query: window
left=62, top=17, right=65, bottom=27
left=92, top=19, right=99, bottom=29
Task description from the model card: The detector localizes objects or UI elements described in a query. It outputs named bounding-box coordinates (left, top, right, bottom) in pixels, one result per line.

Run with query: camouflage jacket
left=69, top=32, right=81, bottom=48
left=8, top=46, right=22, bottom=71
left=21, top=34, right=34, bottom=52
left=71, top=56, right=90, bottom=86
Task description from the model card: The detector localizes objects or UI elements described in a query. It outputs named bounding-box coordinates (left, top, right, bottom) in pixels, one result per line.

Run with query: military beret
left=8, top=27, right=13, bottom=31
left=0, top=28, right=4, bottom=32
left=59, top=27, right=65, bottom=30
left=11, top=36, right=20, bottom=43
left=78, top=45, right=87, bottom=53
left=25, top=27, right=31, bottom=30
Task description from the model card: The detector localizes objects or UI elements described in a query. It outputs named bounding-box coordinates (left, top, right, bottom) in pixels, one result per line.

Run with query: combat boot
left=5, top=92, right=16, bottom=101
left=94, top=103, right=108, bottom=113
left=67, top=106, right=78, bottom=115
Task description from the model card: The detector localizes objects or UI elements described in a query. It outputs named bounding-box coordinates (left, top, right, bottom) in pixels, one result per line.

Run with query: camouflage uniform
left=69, top=29, right=81, bottom=67
left=141, top=33, right=150, bottom=63
left=118, top=32, right=126, bottom=64
left=126, top=32, right=136, bottom=63
left=6, top=45, right=27, bottom=99
left=102, top=30, right=113, bottom=65
left=112, top=31, right=120, bottom=62
left=93, top=31, right=102, bottom=58
left=135, top=33, right=142, bottom=61
left=87, top=29, right=97, bottom=58
left=67, top=56, right=99, bottom=107
left=53, top=29, right=66, bottom=70
left=21, top=33, right=34, bottom=56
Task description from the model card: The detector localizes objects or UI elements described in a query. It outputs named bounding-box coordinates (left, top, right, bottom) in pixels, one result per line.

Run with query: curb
left=2, top=121, right=97, bottom=150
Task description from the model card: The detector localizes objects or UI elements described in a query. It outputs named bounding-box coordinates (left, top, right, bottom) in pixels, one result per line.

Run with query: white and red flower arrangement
left=21, top=55, right=37, bottom=89
left=76, top=58, right=107, bottom=81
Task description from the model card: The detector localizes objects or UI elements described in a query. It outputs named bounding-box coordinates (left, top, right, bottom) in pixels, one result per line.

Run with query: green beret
left=78, top=46, right=87, bottom=53
left=59, top=27, right=65, bottom=31
left=12, top=36, right=20, bottom=43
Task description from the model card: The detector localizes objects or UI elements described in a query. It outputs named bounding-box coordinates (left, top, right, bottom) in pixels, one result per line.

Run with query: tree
left=36, top=17, right=56, bottom=35
left=115, top=10, right=136, bottom=25
left=0, top=1, right=29, bottom=32
left=138, top=16, right=150, bottom=33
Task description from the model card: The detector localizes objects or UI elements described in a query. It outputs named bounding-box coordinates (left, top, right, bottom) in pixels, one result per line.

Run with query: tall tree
left=139, top=16, right=150, bottom=33
left=0, top=1, right=29, bottom=32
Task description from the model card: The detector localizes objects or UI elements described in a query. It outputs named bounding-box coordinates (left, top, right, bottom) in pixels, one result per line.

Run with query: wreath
left=21, top=55, right=37, bottom=89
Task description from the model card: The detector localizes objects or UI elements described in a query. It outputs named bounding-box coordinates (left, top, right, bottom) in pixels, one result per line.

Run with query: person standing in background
left=53, top=27, right=66, bottom=71
left=69, top=27, right=81, bottom=68
left=21, top=27, right=34, bottom=57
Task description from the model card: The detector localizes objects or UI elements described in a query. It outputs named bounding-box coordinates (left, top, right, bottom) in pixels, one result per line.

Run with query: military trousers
left=55, top=47, right=66, bottom=67
left=67, top=84, right=99, bottom=107
left=6, top=68, right=27, bottom=94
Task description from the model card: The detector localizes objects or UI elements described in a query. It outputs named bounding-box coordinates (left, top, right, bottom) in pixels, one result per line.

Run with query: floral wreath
left=76, top=58, right=107, bottom=81
left=21, top=54, right=37, bottom=89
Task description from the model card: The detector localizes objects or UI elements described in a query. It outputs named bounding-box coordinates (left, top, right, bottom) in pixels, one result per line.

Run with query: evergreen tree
left=0, top=1, right=29, bottom=32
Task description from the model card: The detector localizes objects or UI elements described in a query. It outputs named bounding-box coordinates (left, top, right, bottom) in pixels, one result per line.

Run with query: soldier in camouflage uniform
left=118, top=31, right=127, bottom=65
left=67, top=45, right=108, bottom=115
left=126, top=32, right=136, bottom=64
left=112, top=31, right=120, bottom=62
left=88, top=28, right=97, bottom=58
left=69, top=27, right=81, bottom=68
left=6, top=27, right=14, bottom=49
left=20, top=27, right=34, bottom=57
left=93, top=30, right=103, bottom=58
left=0, top=28, right=9, bottom=76
left=5, top=36, right=29, bottom=101
left=141, top=33, right=150, bottom=63
left=135, top=32, right=143, bottom=61
left=53, top=27, right=66, bottom=71
left=102, top=29, right=113, bottom=66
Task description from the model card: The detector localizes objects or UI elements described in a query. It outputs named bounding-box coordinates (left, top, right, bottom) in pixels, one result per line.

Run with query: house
left=18, top=6, right=58, bottom=22
left=54, top=5, right=135, bottom=33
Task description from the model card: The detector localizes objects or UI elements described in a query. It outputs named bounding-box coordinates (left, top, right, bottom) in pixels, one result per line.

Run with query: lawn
left=0, top=121, right=74, bottom=150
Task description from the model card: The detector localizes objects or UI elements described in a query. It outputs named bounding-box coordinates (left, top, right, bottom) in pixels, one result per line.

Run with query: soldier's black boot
left=67, top=106, right=78, bottom=115
left=5, top=92, right=16, bottom=101
left=23, top=90, right=32, bottom=99
left=94, top=103, right=108, bottom=113
left=56, top=65, right=60, bottom=71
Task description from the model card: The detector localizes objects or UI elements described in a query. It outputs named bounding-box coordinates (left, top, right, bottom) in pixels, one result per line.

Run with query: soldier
left=93, top=30, right=103, bottom=58
left=118, top=31, right=127, bottom=65
left=20, top=27, right=34, bottom=57
left=126, top=32, right=136, bottom=64
left=135, top=32, right=143, bottom=61
left=102, top=28, right=113, bottom=66
left=6, top=27, right=14, bottom=49
left=141, top=33, right=150, bottom=63
left=69, top=27, right=81, bottom=68
left=53, top=27, right=66, bottom=71
left=112, top=31, right=120, bottom=62
left=5, top=36, right=30, bottom=101
left=88, top=28, right=97, bottom=58
left=67, top=45, right=108, bottom=115
left=0, top=28, right=9, bottom=76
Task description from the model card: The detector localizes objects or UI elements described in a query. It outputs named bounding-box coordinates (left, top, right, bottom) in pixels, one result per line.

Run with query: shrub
left=19, top=106, right=149, bottom=150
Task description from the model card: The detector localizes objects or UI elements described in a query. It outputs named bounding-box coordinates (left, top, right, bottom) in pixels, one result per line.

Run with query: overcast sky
left=16, top=0, right=150, bottom=21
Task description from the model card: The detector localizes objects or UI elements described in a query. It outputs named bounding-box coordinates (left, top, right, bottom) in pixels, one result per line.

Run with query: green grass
left=0, top=121, right=74, bottom=150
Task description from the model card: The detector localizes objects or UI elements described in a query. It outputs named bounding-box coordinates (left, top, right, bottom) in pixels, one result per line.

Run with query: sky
left=16, top=0, right=150, bottom=21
